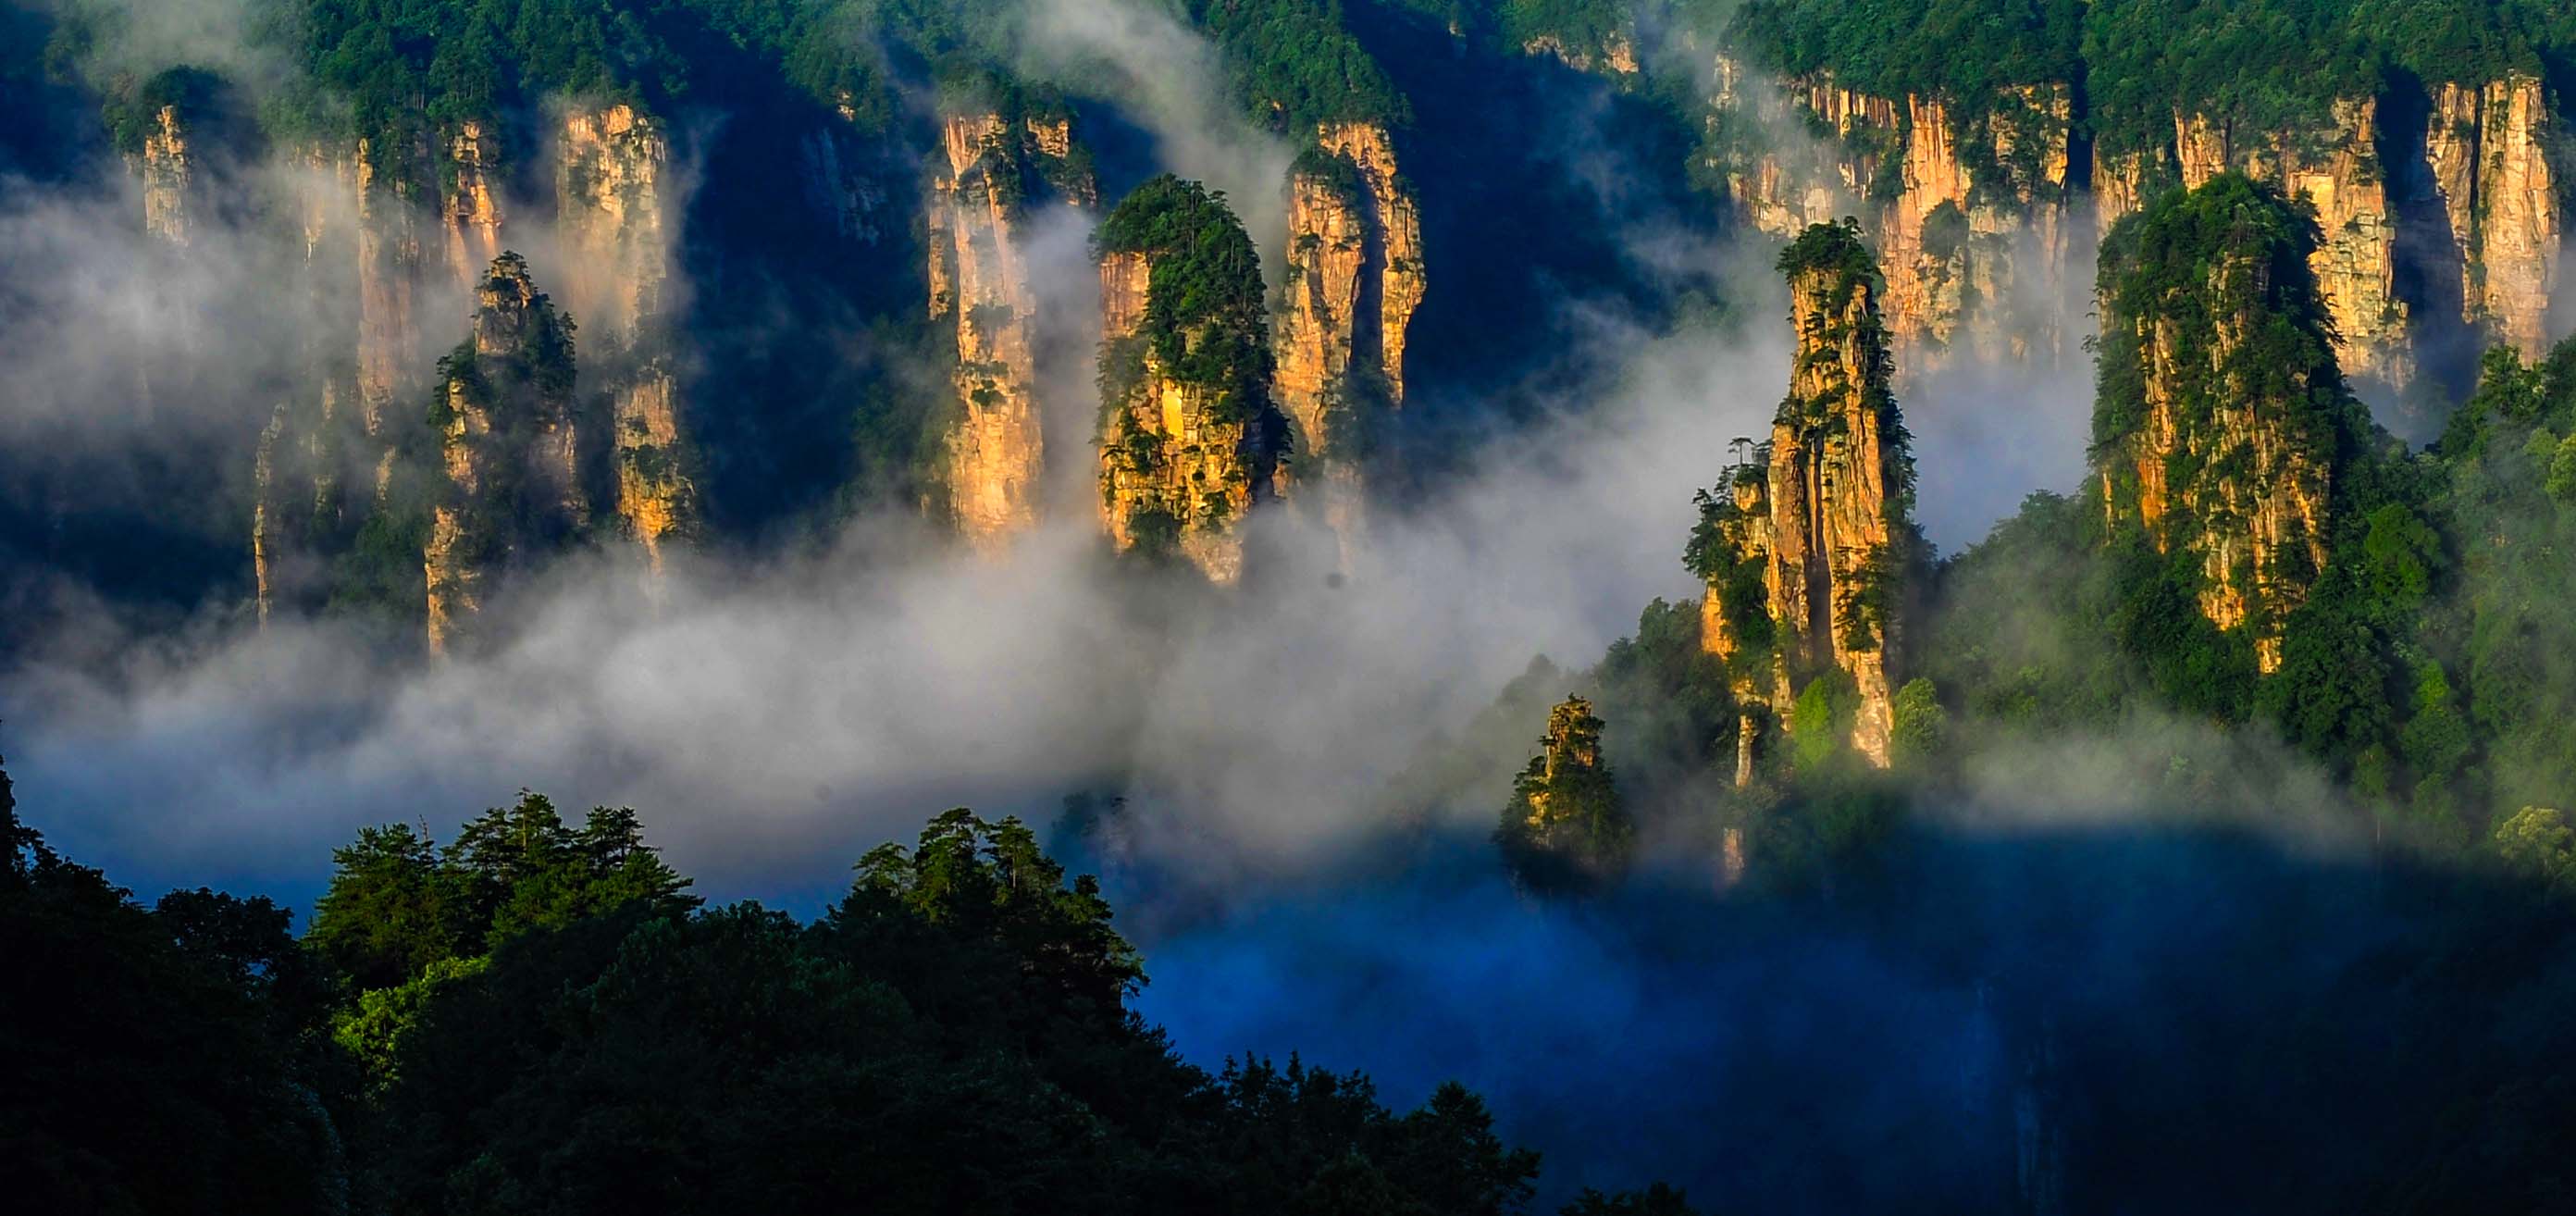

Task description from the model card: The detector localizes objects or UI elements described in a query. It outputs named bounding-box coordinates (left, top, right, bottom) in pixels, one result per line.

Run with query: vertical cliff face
left=557, top=104, right=668, bottom=345
left=130, top=105, right=192, bottom=244
left=1274, top=121, right=1423, bottom=545
left=426, top=254, right=584, bottom=654
left=356, top=142, right=426, bottom=437
left=1706, top=58, right=2074, bottom=371
left=2425, top=76, right=2563, bottom=357
left=2093, top=176, right=2356, bottom=673
left=557, top=103, right=698, bottom=564
left=1096, top=177, right=1282, bottom=583
left=442, top=120, right=505, bottom=289
left=927, top=107, right=1094, bottom=549
left=1698, top=222, right=1915, bottom=767
left=2171, top=103, right=2411, bottom=387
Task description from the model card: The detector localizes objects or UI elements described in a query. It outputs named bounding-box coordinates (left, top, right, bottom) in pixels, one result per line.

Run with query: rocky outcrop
left=557, top=104, right=669, bottom=345
left=1274, top=121, right=1424, bottom=539
left=426, top=254, right=584, bottom=654
left=1096, top=177, right=1282, bottom=583
left=2170, top=103, right=2411, bottom=387
left=612, top=367, right=691, bottom=572
left=557, top=103, right=698, bottom=564
left=927, top=108, right=1093, bottom=549
left=2093, top=176, right=2355, bottom=673
left=1705, top=57, right=2074, bottom=371
left=1698, top=222, right=1916, bottom=767
left=442, top=120, right=505, bottom=289
left=130, top=105, right=192, bottom=244
left=2425, top=76, right=2562, bottom=357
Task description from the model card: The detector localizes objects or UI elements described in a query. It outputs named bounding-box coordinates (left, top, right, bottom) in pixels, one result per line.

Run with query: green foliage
left=333, top=800, right=1540, bottom=1212
left=1185, top=0, right=1410, bottom=130
left=1725, top=1, right=2572, bottom=167
left=1096, top=175, right=1275, bottom=416
left=1495, top=697, right=1636, bottom=893
left=1682, top=483, right=1777, bottom=679
left=1790, top=669, right=1861, bottom=770
left=1889, top=676, right=1947, bottom=766
left=1593, top=599, right=1739, bottom=790
left=1922, top=490, right=2141, bottom=726
left=2427, top=338, right=2576, bottom=821
left=0, top=757, right=346, bottom=1215
left=2546, top=434, right=2576, bottom=503
left=2492, top=805, right=2576, bottom=893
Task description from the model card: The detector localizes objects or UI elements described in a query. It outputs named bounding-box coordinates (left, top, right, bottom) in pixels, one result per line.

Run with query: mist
left=15, top=7, right=2560, bottom=1210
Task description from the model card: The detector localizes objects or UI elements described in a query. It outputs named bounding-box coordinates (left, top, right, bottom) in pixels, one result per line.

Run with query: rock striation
left=926, top=105, right=1095, bottom=548
left=2424, top=76, right=2562, bottom=358
left=2091, top=175, right=2364, bottom=673
left=1706, top=57, right=2075, bottom=372
left=1696, top=221, right=1918, bottom=768
left=1274, top=121, right=1424, bottom=543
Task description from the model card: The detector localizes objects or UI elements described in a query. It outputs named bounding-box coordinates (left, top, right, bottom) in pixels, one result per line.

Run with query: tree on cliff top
left=1096, top=174, right=1276, bottom=426
left=1496, top=695, right=1636, bottom=893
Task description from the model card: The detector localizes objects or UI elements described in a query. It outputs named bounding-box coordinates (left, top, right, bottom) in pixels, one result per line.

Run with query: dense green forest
left=5, top=757, right=1753, bottom=1214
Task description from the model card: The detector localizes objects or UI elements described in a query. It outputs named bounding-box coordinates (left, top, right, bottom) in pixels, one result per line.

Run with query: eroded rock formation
left=2425, top=76, right=2562, bottom=357
left=1706, top=57, right=2074, bottom=371
left=2168, top=103, right=2409, bottom=387
left=1096, top=176, right=1282, bottom=583
left=558, top=103, right=698, bottom=565
left=1275, top=121, right=1425, bottom=542
left=927, top=106, right=1094, bottom=548
left=442, top=120, right=505, bottom=289
left=1697, top=221, right=1917, bottom=768
left=2092, top=176, right=2360, bottom=673
left=130, top=105, right=192, bottom=245
left=426, top=254, right=584, bottom=654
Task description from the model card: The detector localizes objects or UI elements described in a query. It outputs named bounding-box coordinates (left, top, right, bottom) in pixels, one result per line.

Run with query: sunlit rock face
left=1701, top=222, right=1918, bottom=768
left=1706, top=56, right=2075, bottom=375
left=1095, top=179, right=1282, bottom=585
left=2092, top=177, right=2361, bottom=675
left=442, top=120, right=505, bottom=290
left=130, top=105, right=193, bottom=245
left=2424, top=76, right=2562, bottom=358
left=927, top=107, right=1094, bottom=551
left=2165, top=103, right=2409, bottom=390
left=557, top=103, right=699, bottom=569
left=1274, top=121, right=1424, bottom=550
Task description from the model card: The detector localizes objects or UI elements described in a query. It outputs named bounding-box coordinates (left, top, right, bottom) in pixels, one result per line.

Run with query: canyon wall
left=1706, top=53, right=2568, bottom=387
left=1707, top=56, right=2074, bottom=373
